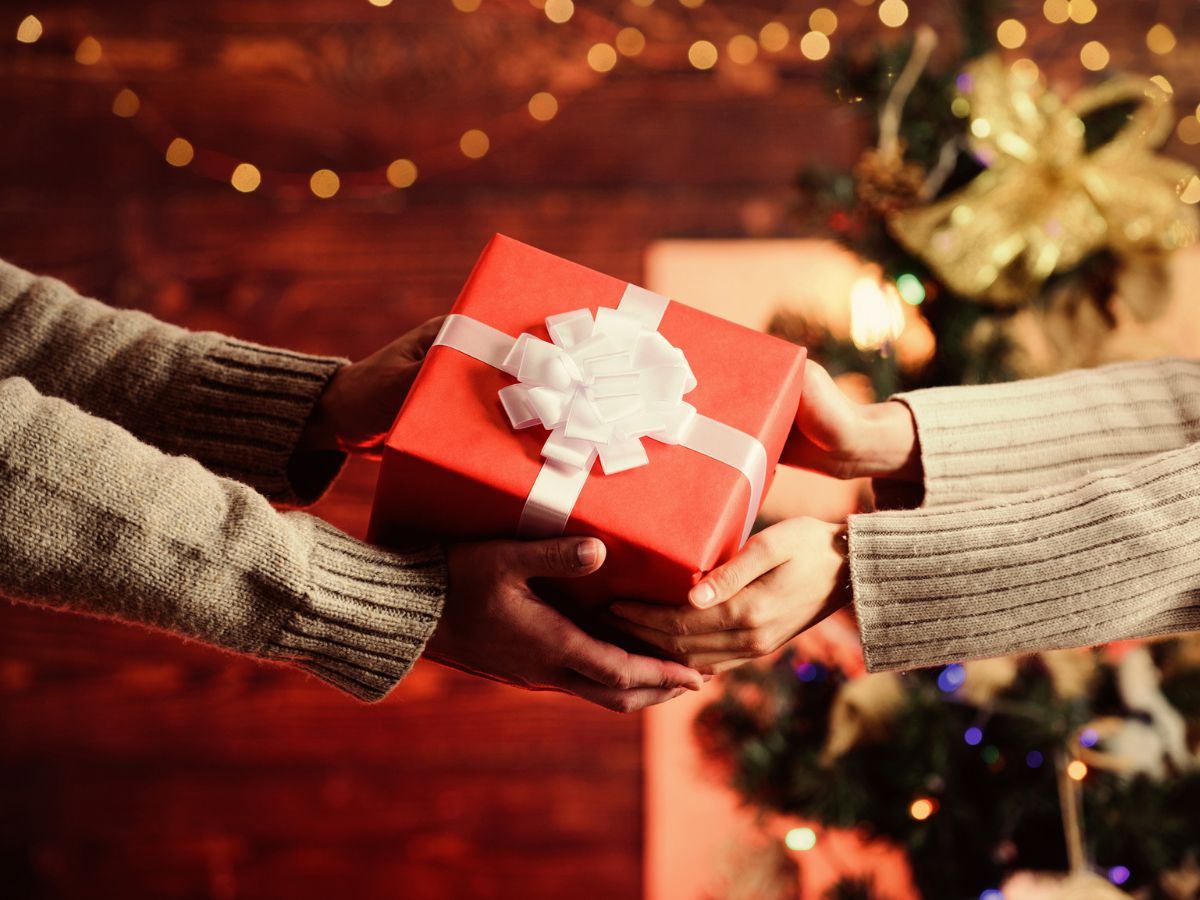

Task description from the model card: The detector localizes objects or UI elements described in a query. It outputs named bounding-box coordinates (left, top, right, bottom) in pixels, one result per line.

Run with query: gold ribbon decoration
left=888, top=55, right=1199, bottom=306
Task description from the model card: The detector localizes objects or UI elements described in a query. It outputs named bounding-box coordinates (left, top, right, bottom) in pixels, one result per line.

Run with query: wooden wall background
left=1, top=2, right=1197, bottom=898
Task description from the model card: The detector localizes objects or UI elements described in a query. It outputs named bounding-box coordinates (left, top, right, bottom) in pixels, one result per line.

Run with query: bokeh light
left=111, top=88, right=140, bottom=118
left=1146, top=23, right=1177, bottom=54
left=451, top=0, right=481, bottom=11
left=16, top=14, right=42, bottom=43
left=1080, top=40, right=1109, bottom=71
left=784, top=827, right=817, bottom=851
left=1180, top=175, right=1200, bottom=204
left=587, top=43, right=617, bottom=72
left=1067, top=760, right=1088, bottom=781
left=75, top=36, right=102, bottom=65
left=688, top=40, right=718, bottom=70
left=230, top=163, right=261, bottom=193
left=1109, top=866, right=1131, bottom=886
left=809, top=8, right=838, bottom=36
left=616, top=27, right=646, bottom=57
left=1025, top=750, right=1044, bottom=768
left=1178, top=117, right=1200, bottom=145
left=964, top=726, right=983, bottom=746
left=937, top=663, right=965, bottom=692
left=727, top=34, right=758, bottom=65
left=909, top=798, right=935, bottom=820
left=1069, top=0, right=1097, bottom=24
left=759, top=22, right=789, bottom=53
left=896, top=273, right=926, bottom=305
left=800, top=31, right=830, bottom=61
left=1043, top=0, right=1069, bottom=24
left=543, top=0, right=573, bottom=24
left=310, top=169, right=340, bottom=199
left=459, top=129, right=490, bottom=159
left=386, top=158, right=418, bottom=188
left=996, top=19, right=1026, bottom=49
left=878, top=0, right=909, bottom=28
left=164, top=138, right=194, bottom=167
left=528, top=91, right=558, bottom=122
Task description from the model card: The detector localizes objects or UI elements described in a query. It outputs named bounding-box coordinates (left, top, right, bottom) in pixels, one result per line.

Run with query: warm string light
left=784, top=827, right=817, bottom=851
left=16, top=14, right=42, bottom=43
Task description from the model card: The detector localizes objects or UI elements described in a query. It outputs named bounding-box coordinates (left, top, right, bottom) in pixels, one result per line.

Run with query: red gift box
left=368, top=235, right=805, bottom=606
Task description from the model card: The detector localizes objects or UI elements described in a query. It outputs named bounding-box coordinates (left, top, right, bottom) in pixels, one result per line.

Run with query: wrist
left=855, top=401, right=921, bottom=482
left=297, top=366, right=348, bottom=452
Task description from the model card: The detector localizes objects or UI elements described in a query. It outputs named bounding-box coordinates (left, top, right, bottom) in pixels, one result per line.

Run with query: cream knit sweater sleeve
left=849, top=358, right=1200, bottom=672
left=0, top=260, right=446, bottom=701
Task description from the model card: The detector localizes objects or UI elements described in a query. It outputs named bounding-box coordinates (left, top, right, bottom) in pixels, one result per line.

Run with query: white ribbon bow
left=495, top=306, right=698, bottom=476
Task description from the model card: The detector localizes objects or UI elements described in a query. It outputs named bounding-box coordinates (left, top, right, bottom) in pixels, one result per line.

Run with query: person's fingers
left=703, top=658, right=756, bottom=676
left=506, top=537, right=607, bottom=579
left=409, top=315, right=448, bottom=358
left=608, top=598, right=738, bottom=635
left=561, top=623, right=704, bottom=691
left=688, top=527, right=789, bottom=608
left=608, top=617, right=760, bottom=659
left=559, top=674, right=690, bottom=713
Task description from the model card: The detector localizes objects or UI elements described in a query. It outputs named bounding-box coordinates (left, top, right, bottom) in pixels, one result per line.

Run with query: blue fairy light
left=1108, top=866, right=1131, bottom=886
left=964, top=726, right=983, bottom=746
left=937, top=663, right=966, bottom=693
left=1025, top=750, right=1044, bottom=768
left=1079, top=728, right=1099, bottom=748
left=795, top=662, right=818, bottom=683
left=980, top=890, right=1002, bottom=900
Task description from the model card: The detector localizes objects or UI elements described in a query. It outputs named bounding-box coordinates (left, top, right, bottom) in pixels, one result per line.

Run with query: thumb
left=509, top=537, right=606, bottom=579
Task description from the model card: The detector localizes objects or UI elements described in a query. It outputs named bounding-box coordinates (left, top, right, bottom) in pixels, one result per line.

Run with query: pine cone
left=854, top=148, right=925, bottom=216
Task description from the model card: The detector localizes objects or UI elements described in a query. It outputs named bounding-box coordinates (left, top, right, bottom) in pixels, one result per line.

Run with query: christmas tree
left=699, top=4, right=1200, bottom=898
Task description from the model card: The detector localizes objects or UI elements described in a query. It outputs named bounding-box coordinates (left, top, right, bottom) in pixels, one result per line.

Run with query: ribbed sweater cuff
left=849, top=442, right=1200, bottom=673
left=267, top=520, right=447, bottom=702
left=164, top=336, right=349, bottom=506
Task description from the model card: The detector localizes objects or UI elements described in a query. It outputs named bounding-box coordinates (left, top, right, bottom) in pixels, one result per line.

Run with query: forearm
left=0, top=258, right=347, bottom=505
left=848, top=441, right=1200, bottom=672
left=0, top=377, right=446, bottom=702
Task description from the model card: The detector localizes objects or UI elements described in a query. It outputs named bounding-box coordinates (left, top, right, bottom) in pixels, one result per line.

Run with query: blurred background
left=2, top=1, right=1199, bottom=898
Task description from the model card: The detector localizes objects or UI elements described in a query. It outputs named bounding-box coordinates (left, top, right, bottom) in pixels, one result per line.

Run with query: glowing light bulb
left=1069, top=0, right=1097, bottom=25
left=784, top=828, right=817, bottom=851
left=909, top=798, right=935, bottom=820
left=1066, top=760, right=1088, bottom=781
left=1146, top=24, right=1176, bottom=55
left=1043, top=0, right=1069, bottom=24
left=850, top=276, right=906, bottom=351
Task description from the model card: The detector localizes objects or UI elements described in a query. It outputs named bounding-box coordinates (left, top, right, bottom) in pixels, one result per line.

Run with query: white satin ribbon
left=432, top=284, right=768, bottom=546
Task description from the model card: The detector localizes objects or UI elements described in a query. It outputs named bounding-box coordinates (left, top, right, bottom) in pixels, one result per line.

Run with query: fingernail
left=690, top=582, right=716, bottom=608
left=576, top=540, right=599, bottom=567
left=684, top=680, right=703, bottom=692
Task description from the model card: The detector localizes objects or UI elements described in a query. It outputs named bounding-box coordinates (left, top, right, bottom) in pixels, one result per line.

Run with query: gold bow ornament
left=888, top=54, right=1199, bottom=307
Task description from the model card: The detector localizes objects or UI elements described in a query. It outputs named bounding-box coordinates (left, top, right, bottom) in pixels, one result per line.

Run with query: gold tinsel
left=888, top=54, right=1198, bottom=307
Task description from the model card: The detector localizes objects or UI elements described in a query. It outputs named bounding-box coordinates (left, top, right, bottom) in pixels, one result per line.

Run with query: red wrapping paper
left=368, top=235, right=806, bottom=606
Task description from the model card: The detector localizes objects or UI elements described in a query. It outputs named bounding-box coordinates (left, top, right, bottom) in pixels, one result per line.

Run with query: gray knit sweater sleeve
left=892, top=358, right=1200, bottom=506
left=850, top=359, right=1200, bottom=672
left=0, top=259, right=447, bottom=701
left=0, top=258, right=343, bottom=505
